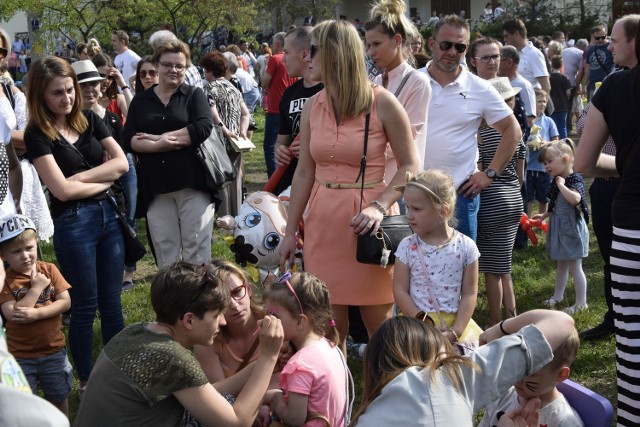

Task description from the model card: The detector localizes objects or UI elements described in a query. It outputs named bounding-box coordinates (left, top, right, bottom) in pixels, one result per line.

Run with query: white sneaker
left=543, top=297, right=563, bottom=307
left=564, top=303, right=588, bottom=314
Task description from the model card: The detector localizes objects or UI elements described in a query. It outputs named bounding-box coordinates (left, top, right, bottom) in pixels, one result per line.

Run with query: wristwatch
left=485, top=168, right=497, bottom=179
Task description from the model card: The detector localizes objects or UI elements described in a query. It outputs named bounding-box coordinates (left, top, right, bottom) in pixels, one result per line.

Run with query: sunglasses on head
left=594, top=36, right=607, bottom=41
left=139, top=69, right=157, bottom=78
left=437, top=40, right=467, bottom=53
left=179, top=264, right=219, bottom=320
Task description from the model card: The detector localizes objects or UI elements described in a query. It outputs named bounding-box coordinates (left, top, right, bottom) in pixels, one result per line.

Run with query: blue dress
left=546, top=174, right=589, bottom=260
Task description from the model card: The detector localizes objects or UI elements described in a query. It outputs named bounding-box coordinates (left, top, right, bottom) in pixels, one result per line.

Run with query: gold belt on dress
left=314, top=177, right=383, bottom=189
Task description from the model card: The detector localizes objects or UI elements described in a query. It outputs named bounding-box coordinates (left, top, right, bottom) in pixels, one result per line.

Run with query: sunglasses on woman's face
left=139, top=69, right=158, bottom=78
left=310, top=44, right=319, bottom=59
left=0, top=47, right=7, bottom=58
left=99, top=73, right=113, bottom=81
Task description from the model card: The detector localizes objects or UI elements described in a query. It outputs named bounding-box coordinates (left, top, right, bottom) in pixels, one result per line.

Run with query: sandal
left=543, top=297, right=563, bottom=307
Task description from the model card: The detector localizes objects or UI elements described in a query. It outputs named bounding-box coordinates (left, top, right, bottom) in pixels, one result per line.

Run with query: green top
left=74, top=323, right=209, bottom=427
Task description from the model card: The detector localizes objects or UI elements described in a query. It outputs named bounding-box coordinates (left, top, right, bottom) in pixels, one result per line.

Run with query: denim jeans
left=550, top=111, right=568, bottom=139
left=53, top=200, right=125, bottom=381
left=264, top=113, right=280, bottom=177
left=455, top=193, right=480, bottom=241
left=243, top=87, right=260, bottom=113
left=120, top=153, right=137, bottom=272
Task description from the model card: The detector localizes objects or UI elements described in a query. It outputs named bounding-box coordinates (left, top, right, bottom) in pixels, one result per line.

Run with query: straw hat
left=489, top=76, right=521, bottom=100
left=71, top=60, right=104, bottom=84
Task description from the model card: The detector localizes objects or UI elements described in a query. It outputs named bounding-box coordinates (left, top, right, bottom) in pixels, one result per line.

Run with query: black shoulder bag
left=355, top=113, right=412, bottom=268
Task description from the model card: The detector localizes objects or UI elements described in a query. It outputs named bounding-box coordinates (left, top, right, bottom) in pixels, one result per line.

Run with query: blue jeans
left=17, top=348, right=73, bottom=401
left=53, top=200, right=125, bottom=381
left=550, top=111, right=568, bottom=139
left=120, top=154, right=137, bottom=272
left=455, top=193, right=480, bottom=241
left=264, top=113, right=280, bottom=177
left=243, top=87, right=260, bottom=113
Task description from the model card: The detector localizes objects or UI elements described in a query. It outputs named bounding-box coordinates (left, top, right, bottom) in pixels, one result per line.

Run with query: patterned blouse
left=204, top=78, right=243, bottom=137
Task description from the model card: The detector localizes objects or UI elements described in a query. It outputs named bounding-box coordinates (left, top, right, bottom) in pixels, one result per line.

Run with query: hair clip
left=329, top=319, right=336, bottom=327
left=277, top=270, right=292, bottom=283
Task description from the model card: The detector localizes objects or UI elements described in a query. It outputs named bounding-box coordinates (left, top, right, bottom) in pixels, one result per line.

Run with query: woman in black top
left=123, top=39, right=213, bottom=268
left=24, top=56, right=129, bottom=390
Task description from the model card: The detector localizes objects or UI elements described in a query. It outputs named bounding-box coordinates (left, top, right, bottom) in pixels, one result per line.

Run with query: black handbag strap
left=393, top=70, right=415, bottom=98
left=356, top=113, right=371, bottom=212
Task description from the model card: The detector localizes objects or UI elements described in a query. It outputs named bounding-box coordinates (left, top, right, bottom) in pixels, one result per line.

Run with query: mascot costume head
left=216, top=191, right=302, bottom=282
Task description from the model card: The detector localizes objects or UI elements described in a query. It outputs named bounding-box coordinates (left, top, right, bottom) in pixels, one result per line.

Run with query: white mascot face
left=230, top=192, right=288, bottom=269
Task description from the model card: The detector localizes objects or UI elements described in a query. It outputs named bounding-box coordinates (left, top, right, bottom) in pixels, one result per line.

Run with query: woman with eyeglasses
left=134, top=55, right=159, bottom=94
left=364, top=0, right=431, bottom=185
left=123, top=39, right=214, bottom=268
left=279, top=20, right=419, bottom=352
left=75, top=261, right=285, bottom=427
left=193, top=259, right=268, bottom=381
left=24, top=56, right=129, bottom=393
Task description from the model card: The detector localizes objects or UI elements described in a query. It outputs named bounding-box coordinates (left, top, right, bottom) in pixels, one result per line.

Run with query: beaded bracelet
left=370, top=200, right=386, bottom=215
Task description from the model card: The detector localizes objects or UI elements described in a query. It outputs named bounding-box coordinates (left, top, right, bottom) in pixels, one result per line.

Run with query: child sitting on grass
left=478, top=327, right=583, bottom=427
left=0, top=214, right=72, bottom=416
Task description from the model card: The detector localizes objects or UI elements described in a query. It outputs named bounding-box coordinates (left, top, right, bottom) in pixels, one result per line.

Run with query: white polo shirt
left=510, top=74, right=536, bottom=117
left=422, top=64, right=512, bottom=187
left=519, top=42, right=549, bottom=89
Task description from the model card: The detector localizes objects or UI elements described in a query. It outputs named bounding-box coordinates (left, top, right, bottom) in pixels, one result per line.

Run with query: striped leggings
left=610, top=226, right=640, bottom=426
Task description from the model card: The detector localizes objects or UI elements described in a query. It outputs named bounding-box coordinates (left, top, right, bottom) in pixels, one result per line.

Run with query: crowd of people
left=0, top=1, right=639, bottom=426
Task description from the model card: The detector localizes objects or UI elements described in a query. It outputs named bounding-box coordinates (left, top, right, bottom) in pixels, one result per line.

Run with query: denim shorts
left=16, top=348, right=73, bottom=401
left=526, top=170, right=552, bottom=203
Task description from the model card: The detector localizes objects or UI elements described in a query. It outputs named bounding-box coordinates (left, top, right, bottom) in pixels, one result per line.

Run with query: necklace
left=418, top=229, right=456, bottom=253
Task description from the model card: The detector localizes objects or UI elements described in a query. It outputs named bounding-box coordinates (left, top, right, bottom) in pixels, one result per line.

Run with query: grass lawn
left=44, top=110, right=616, bottom=422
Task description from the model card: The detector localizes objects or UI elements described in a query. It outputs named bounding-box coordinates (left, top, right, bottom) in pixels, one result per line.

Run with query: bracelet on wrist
left=121, top=85, right=130, bottom=90
left=370, top=200, right=387, bottom=215
left=447, top=328, right=459, bottom=342
left=499, top=319, right=510, bottom=335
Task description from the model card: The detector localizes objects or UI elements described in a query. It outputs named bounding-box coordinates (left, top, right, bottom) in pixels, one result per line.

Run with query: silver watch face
left=486, top=169, right=497, bottom=178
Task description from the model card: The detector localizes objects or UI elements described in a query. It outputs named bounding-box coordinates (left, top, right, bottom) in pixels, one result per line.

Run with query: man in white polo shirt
left=502, top=19, right=551, bottom=94
left=423, top=14, right=521, bottom=241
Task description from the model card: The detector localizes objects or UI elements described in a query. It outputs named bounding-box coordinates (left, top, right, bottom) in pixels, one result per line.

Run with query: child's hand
left=531, top=213, right=546, bottom=221
left=270, top=390, right=286, bottom=415
left=12, top=306, right=40, bottom=323
left=555, top=176, right=565, bottom=187
left=479, top=323, right=503, bottom=345
left=30, top=265, right=51, bottom=291
left=252, top=404, right=272, bottom=427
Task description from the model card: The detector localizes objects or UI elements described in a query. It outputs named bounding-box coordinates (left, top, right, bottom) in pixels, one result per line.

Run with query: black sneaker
left=580, top=322, right=614, bottom=341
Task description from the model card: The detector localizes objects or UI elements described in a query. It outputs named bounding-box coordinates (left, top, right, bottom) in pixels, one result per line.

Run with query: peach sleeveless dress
left=303, top=86, right=395, bottom=305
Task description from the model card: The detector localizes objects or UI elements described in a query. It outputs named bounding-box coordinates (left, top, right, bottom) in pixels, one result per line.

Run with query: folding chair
left=557, top=379, right=614, bottom=427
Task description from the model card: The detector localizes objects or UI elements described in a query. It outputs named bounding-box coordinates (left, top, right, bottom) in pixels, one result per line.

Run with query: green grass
left=47, top=110, right=616, bottom=421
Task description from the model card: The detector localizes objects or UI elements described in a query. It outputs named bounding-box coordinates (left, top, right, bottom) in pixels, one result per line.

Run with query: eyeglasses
left=0, top=47, right=7, bottom=57
left=179, top=264, right=218, bottom=320
left=437, top=40, right=467, bottom=53
left=309, top=44, right=319, bottom=59
left=594, top=36, right=607, bottom=41
left=230, top=283, right=248, bottom=301
left=475, top=54, right=501, bottom=63
left=139, top=69, right=158, bottom=78
left=159, top=62, right=186, bottom=72
left=277, top=270, right=304, bottom=315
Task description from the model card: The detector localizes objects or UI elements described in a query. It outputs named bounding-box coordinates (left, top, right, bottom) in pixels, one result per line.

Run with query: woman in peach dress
left=279, top=20, right=418, bottom=349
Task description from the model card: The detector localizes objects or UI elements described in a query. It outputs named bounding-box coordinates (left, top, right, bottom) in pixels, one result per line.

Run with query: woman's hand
left=497, top=397, right=541, bottom=427
left=278, top=234, right=298, bottom=271
left=350, top=205, right=384, bottom=235
left=256, top=315, right=284, bottom=359
left=108, top=66, right=127, bottom=89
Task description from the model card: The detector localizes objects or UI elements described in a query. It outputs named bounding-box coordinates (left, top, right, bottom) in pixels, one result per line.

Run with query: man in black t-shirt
left=271, top=27, right=323, bottom=195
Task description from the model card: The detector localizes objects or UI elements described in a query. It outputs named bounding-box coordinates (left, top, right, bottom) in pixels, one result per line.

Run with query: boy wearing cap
left=0, top=214, right=72, bottom=416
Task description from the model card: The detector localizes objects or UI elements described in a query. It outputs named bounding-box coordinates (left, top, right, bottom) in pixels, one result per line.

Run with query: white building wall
left=0, top=12, right=28, bottom=39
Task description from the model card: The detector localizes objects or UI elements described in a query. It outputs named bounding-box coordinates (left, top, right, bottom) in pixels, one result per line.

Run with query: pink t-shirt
left=279, top=338, right=347, bottom=427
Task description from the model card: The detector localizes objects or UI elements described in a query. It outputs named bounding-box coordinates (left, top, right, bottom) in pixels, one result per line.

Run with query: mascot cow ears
left=216, top=191, right=302, bottom=275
